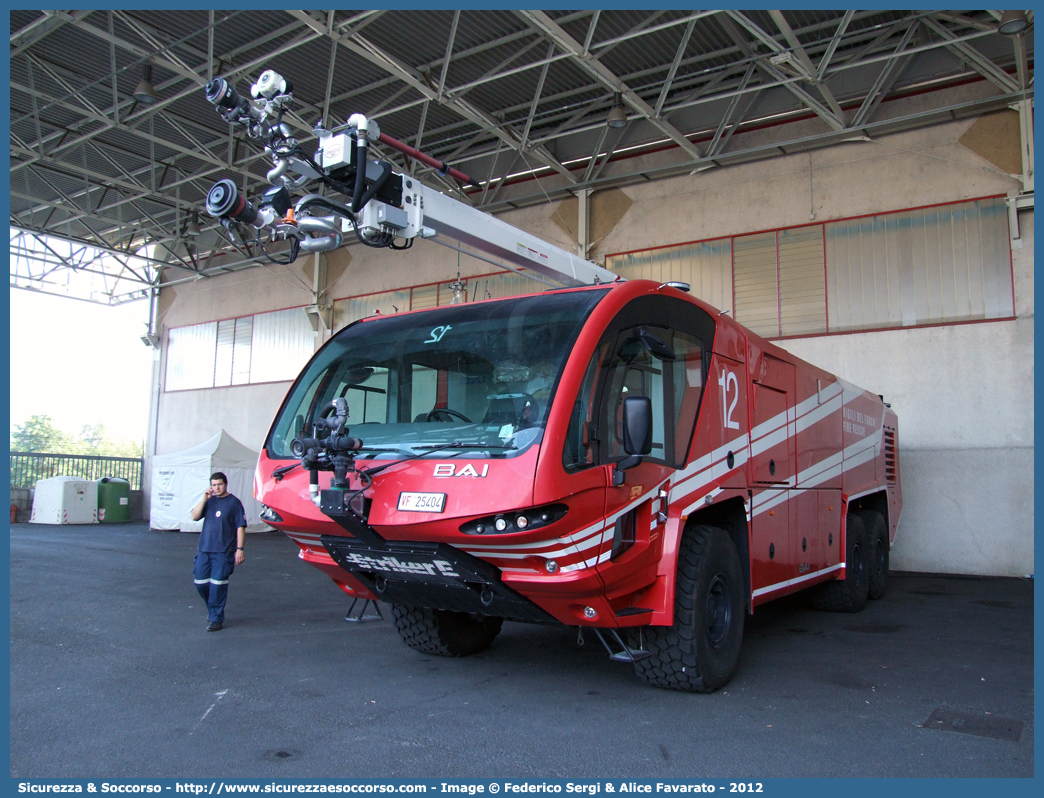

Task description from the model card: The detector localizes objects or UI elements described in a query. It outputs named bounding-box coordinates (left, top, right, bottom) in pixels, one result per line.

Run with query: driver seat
left=483, top=394, right=538, bottom=428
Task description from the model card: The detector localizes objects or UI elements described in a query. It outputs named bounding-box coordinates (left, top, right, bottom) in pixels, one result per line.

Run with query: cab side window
left=562, top=297, right=712, bottom=472
left=600, top=326, right=670, bottom=464
left=670, top=331, right=704, bottom=464
left=563, top=339, right=611, bottom=471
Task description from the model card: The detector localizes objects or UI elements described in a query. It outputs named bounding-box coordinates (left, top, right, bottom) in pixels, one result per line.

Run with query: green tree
left=78, top=424, right=142, bottom=457
left=10, top=415, right=75, bottom=453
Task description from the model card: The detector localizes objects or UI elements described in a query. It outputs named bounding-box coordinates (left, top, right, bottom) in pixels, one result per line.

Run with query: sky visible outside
left=9, top=289, right=154, bottom=446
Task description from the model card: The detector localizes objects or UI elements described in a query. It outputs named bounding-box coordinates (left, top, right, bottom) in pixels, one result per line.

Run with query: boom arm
left=201, top=72, right=617, bottom=287
left=370, top=174, right=617, bottom=286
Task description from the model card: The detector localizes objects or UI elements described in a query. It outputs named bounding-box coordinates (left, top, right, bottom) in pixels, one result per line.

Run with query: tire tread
left=633, top=525, right=744, bottom=693
left=391, top=604, right=502, bottom=657
left=810, top=514, right=869, bottom=613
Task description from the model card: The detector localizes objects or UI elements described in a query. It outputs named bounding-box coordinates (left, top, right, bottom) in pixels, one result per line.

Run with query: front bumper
left=321, top=534, right=554, bottom=624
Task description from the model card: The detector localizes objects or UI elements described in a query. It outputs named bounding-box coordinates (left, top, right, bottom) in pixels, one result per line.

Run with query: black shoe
left=206, top=621, right=223, bottom=632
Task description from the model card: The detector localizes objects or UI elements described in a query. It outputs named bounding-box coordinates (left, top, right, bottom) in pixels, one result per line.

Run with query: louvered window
left=825, top=197, right=1013, bottom=331
left=608, top=238, right=733, bottom=315
left=165, top=307, right=312, bottom=391
left=779, top=226, right=827, bottom=336
left=214, top=316, right=252, bottom=387
left=604, top=196, right=1012, bottom=338
left=733, top=232, right=781, bottom=337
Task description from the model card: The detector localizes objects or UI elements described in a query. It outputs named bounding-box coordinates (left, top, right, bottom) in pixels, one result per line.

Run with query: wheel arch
left=850, top=491, right=889, bottom=548
left=683, top=496, right=751, bottom=612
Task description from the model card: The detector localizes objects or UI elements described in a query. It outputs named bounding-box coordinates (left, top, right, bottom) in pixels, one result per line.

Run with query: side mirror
left=613, top=396, right=652, bottom=486
left=623, top=396, right=652, bottom=455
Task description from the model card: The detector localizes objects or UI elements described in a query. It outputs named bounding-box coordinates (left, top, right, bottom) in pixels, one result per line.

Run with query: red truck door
left=749, top=354, right=796, bottom=600
left=561, top=294, right=714, bottom=596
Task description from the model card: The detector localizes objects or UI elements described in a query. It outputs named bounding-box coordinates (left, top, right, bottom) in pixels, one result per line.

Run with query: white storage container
left=30, top=476, right=98, bottom=525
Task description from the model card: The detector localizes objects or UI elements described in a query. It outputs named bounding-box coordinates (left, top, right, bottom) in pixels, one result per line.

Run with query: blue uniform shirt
left=198, top=493, right=247, bottom=553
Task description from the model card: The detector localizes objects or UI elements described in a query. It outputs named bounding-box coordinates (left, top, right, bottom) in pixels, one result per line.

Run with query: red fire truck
left=253, top=278, right=901, bottom=692
left=201, top=78, right=901, bottom=692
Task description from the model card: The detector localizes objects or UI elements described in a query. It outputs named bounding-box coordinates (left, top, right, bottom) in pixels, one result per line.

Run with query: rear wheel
left=810, top=514, right=870, bottom=613
left=391, top=604, right=503, bottom=657
left=633, top=525, right=745, bottom=693
left=862, top=511, right=889, bottom=600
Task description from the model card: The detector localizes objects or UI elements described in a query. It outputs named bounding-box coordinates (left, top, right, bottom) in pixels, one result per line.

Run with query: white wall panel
left=249, top=308, right=313, bottom=384
left=826, top=198, right=1013, bottom=331
left=606, top=238, right=733, bottom=315
left=733, top=232, right=779, bottom=338
left=165, top=322, right=216, bottom=391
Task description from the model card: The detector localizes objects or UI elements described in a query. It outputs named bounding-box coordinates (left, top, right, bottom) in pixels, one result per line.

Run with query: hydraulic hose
left=295, top=194, right=354, bottom=219
left=355, top=160, right=392, bottom=212
left=351, top=135, right=368, bottom=212
left=376, top=132, right=480, bottom=188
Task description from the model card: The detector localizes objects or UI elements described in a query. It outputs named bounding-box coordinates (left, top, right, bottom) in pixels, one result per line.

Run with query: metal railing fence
left=9, top=452, right=144, bottom=491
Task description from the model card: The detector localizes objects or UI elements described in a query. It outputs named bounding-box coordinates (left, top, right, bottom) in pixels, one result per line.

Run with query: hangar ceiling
left=9, top=9, right=1034, bottom=305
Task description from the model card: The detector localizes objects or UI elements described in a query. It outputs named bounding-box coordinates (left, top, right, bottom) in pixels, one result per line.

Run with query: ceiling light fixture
left=607, top=94, right=628, bottom=129
left=184, top=211, right=201, bottom=238
left=133, top=64, right=158, bottom=104
left=998, top=10, right=1029, bottom=35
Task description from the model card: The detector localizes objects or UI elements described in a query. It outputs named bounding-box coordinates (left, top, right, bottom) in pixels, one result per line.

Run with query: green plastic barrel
left=96, top=477, right=131, bottom=523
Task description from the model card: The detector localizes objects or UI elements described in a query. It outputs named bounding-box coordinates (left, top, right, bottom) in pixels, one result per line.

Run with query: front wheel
left=633, top=525, right=745, bottom=693
left=391, top=604, right=502, bottom=657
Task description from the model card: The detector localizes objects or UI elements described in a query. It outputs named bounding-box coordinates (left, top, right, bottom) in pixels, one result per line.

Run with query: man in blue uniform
left=191, top=472, right=247, bottom=632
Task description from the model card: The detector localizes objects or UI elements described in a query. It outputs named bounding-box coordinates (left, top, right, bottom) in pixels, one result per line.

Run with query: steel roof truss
left=852, top=22, right=920, bottom=129
left=767, top=10, right=847, bottom=122
left=517, top=10, right=704, bottom=161
left=707, top=64, right=758, bottom=158
left=336, top=26, right=578, bottom=183
left=654, top=17, right=698, bottom=119
left=920, top=17, right=1019, bottom=94
left=816, top=10, right=854, bottom=81
left=520, top=42, right=557, bottom=150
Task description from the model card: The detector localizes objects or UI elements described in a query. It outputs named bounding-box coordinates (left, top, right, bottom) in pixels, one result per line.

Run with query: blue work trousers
left=193, top=550, right=236, bottom=623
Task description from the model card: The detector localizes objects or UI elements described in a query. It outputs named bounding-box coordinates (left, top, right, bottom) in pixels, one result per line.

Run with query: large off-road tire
left=810, top=514, right=870, bottom=613
left=861, top=511, right=889, bottom=600
left=632, top=525, right=745, bottom=693
left=390, top=604, right=503, bottom=657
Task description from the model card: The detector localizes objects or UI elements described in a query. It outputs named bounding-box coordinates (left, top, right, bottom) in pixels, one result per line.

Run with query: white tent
left=150, top=431, right=264, bottom=532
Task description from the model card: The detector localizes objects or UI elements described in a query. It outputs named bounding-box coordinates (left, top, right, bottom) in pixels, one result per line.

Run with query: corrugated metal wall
left=164, top=307, right=312, bottom=391
left=249, top=308, right=314, bottom=384
left=606, top=197, right=1013, bottom=339
left=826, top=197, right=1013, bottom=331
left=607, top=239, right=734, bottom=316
left=165, top=322, right=217, bottom=391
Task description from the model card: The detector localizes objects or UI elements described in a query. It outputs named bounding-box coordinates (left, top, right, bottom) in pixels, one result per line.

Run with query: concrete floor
left=9, top=523, right=1034, bottom=779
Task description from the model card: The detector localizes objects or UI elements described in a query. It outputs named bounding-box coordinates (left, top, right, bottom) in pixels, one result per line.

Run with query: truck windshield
left=267, top=288, right=610, bottom=460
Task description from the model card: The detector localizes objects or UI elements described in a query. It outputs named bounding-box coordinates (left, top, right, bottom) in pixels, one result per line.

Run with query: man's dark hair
left=210, top=472, right=228, bottom=485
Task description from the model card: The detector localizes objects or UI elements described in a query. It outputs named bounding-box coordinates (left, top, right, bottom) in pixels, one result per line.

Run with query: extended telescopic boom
left=201, top=70, right=618, bottom=287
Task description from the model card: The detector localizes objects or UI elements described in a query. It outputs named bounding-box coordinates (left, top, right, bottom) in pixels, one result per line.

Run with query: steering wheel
left=426, top=408, right=472, bottom=423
